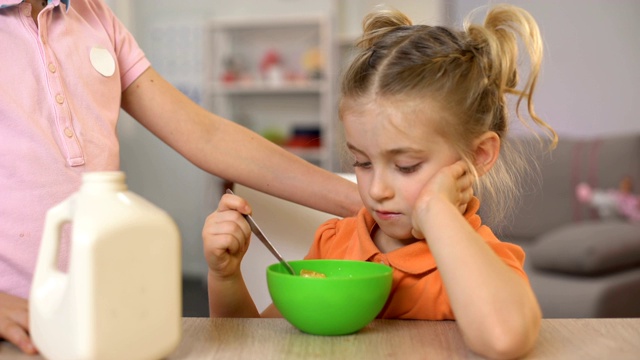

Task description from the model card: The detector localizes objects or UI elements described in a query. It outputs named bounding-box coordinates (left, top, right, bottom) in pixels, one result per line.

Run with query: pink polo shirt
left=0, top=0, right=151, bottom=298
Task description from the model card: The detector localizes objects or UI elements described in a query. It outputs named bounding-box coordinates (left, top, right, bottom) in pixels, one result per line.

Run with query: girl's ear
left=472, top=131, right=500, bottom=176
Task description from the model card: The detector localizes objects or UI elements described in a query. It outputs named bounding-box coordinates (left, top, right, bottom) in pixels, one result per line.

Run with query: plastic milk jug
left=30, top=171, right=182, bottom=360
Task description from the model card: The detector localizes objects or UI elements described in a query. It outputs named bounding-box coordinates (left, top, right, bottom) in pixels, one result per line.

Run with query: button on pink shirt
left=0, top=0, right=151, bottom=298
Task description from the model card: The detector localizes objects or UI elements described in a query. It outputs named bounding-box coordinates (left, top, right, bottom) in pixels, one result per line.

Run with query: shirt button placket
left=38, top=13, right=85, bottom=166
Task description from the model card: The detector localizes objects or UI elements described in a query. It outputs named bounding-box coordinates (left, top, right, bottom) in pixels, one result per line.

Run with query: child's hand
left=203, top=193, right=253, bottom=279
left=411, top=160, right=474, bottom=239
left=421, top=160, right=474, bottom=211
left=0, top=293, right=37, bottom=355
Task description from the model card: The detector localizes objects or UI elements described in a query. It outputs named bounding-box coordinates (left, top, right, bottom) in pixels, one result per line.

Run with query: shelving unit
left=203, top=14, right=338, bottom=170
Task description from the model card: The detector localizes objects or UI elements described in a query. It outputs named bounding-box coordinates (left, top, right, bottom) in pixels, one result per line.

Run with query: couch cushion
left=501, top=134, right=640, bottom=241
left=529, top=221, right=640, bottom=275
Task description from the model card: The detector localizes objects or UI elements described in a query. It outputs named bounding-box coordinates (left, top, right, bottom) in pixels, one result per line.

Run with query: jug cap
left=81, top=171, right=127, bottom=191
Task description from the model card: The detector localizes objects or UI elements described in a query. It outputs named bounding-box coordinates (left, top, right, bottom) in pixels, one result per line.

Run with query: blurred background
left=104, top=0, right=640, bottom=315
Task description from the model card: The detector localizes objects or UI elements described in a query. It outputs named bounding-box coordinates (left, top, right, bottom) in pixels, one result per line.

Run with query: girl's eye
left=352, top=160, right=371, bottom=169
left=397, top=164, right=420, bottom=173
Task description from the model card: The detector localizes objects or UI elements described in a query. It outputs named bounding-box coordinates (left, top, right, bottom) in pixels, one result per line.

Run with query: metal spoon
left=225, top=189, right=296, bottom=275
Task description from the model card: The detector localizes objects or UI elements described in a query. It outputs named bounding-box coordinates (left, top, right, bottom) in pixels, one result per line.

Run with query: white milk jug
left=30, top=171, right=182, bottom=360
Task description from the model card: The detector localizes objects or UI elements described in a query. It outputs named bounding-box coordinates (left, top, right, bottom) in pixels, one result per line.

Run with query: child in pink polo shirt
left=204, top=4, right=557, bottom=359
left=0, top=0, right=360, bottom=354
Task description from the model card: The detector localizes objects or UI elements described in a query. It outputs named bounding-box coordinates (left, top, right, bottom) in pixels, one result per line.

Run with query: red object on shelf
left=222, top=71, right=237, bottom=83
left=286, top=136, right=321, bottom=148
left=285, top=126, right=321, bottom=148
left=260, top=49, right=282, bottom=74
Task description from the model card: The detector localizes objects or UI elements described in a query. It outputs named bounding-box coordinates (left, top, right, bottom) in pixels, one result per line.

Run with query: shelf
left=208, top=14, right=328, bottom=30
left=209, top=80, right=327, bottom=95
left=204, top=13, right=338, bottom=170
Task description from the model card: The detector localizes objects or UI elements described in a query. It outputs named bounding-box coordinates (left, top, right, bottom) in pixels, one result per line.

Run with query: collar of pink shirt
left=0, top=0, right=70, bottom=10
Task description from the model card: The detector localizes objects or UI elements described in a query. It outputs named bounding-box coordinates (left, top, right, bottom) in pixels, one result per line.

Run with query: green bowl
left=267, top=259, right=393, bottom=336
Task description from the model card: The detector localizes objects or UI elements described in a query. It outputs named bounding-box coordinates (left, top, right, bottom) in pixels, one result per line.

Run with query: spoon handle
left=225, top=189, right=296, bottom=275
left=243, top=213, right=296, bottom=275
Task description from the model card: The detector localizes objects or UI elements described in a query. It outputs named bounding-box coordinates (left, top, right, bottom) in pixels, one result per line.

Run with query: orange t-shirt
left=304, top=198, right=528, bottom=320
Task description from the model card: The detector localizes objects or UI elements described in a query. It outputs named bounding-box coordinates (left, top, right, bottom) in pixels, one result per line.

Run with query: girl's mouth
left=375, top=210, right=401, bottom=221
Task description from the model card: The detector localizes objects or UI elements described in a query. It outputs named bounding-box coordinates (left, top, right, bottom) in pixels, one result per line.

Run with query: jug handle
left=31, top=197, right=74, bottom=290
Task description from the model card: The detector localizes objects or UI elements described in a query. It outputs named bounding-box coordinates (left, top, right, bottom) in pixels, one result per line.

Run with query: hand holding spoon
left=225, top=189, right=296, bottom=275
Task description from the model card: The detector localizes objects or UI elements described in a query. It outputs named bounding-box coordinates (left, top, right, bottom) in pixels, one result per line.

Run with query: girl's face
left=342, top=98, right=460, bottom=244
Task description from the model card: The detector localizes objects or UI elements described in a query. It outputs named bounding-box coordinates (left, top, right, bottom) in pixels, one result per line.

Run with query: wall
left=452, top=0, right=640, bottom=137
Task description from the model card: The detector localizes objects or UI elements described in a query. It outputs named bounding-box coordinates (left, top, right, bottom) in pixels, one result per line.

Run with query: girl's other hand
left=412, top=160, right=474, bottom=238
left=202, top=193, right=253, bottom=279
left=431, top=160, right=474, bottom=213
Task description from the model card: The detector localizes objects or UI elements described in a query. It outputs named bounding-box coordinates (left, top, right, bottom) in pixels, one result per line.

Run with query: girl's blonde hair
left=339, top=4, right=558, bottom=227
left=340, top=5, right=557, bottom=225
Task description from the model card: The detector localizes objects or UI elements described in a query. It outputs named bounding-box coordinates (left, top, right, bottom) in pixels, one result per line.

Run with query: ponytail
left=466, top=4, right=557, bottom=148
left=359, top=8, right=412, bottom=49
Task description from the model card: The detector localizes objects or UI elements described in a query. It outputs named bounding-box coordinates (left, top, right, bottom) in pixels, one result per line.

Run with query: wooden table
left=1, top=318, right=639, bottom=359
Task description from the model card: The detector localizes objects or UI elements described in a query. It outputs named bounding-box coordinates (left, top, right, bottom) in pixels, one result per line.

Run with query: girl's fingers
left=217, top=193, right=252, bottom=215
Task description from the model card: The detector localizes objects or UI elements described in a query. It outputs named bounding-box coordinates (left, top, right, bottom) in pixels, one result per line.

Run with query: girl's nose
left=368, top=171, right=393, bottom=201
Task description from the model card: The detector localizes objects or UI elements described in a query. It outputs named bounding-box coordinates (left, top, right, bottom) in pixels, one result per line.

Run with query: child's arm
left=412, top=161, right=541, bottom=360
left=121, top=68, right=361, bottom=218
left=203, top=193, right=261, bottom=317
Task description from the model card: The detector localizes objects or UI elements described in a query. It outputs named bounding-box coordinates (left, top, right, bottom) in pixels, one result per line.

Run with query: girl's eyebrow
left=347, top=142, right=423, bottom=156
left=346, top=142, right=364, bottom=154
left=387, top=147, right=423, bottom=156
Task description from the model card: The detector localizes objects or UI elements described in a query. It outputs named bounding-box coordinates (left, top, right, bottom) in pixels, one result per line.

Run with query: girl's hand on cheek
left=428, top=160, right=474, bottom=210
left=449, top=160, right=475, bottom=213
left=202, top=194, right=253, bottom=279
left=411, top=161, right=474, bottom=239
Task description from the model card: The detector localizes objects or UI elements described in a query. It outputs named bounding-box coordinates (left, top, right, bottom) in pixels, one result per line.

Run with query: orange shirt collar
left=352, top=197, right=482, bottom=275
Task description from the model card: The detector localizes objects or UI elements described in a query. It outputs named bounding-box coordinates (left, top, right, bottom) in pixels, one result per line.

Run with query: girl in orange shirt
left=204, top=4, right=557, bottom=359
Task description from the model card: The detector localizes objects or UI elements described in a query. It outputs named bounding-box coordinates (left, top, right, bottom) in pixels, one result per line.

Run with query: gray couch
left=499, top=134, right=640, bottom=318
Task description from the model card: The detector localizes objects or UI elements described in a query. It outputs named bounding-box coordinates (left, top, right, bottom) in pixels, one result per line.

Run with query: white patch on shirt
left=90, top=47, right=115, bottom=77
